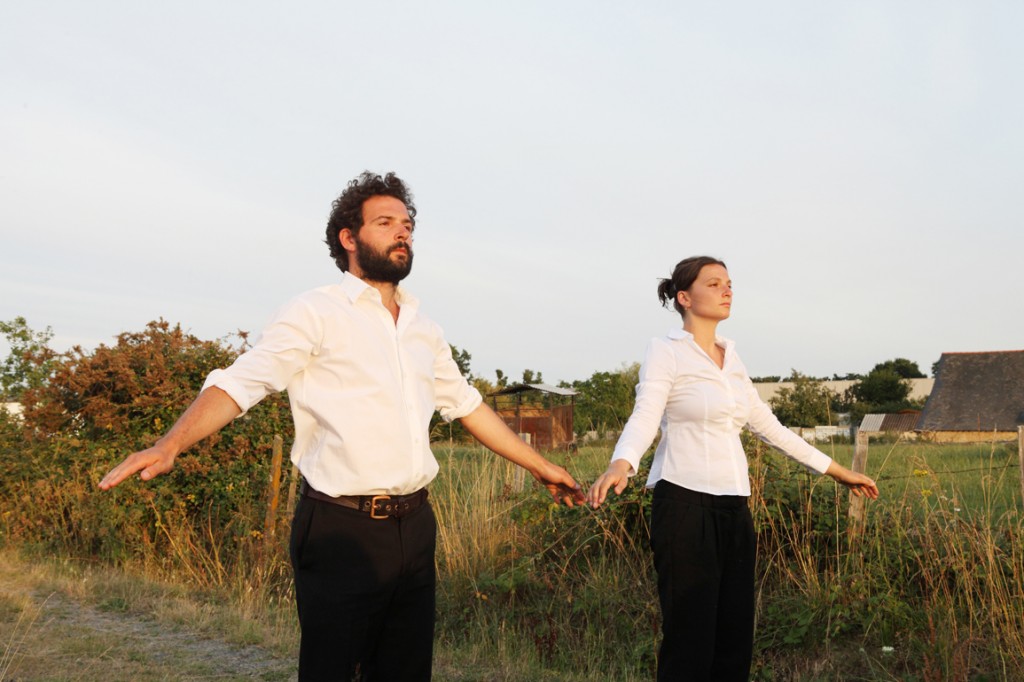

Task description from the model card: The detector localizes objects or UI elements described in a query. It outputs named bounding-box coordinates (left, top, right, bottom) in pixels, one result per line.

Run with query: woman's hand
left=825, top=461, right=880, bottom=499
left=587, top=459, right=634, bottom=508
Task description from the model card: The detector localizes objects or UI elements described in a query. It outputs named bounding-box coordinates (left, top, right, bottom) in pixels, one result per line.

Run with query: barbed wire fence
left=848, top=425, right=1024, bottom=535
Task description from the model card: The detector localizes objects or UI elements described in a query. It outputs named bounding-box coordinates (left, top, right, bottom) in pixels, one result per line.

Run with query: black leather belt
left=300, top=481, right=428, bottom=519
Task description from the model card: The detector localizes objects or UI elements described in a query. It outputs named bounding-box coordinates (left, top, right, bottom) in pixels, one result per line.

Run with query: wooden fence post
left=848, top=430, right=869, bottom=537
left=286, top=465, right=299, bottom=517
left=263, top=434, right=284, bottom=545
left=1018, top=426, right=1024, bottom=509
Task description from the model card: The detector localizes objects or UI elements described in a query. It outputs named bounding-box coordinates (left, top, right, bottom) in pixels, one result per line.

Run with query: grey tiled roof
left=918, top=350, right=1024, bottom=431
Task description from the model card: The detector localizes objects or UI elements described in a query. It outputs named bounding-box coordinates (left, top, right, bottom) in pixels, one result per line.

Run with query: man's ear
left=339, top=228, right=357, bottom=253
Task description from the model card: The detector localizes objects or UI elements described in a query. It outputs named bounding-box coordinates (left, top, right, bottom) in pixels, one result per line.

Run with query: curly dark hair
left=325, top=171, right=417, bottom=272
left=657, top=256, right=727, bottom=317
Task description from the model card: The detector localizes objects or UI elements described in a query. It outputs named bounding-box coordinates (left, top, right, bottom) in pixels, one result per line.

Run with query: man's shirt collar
left=339, top=272, right=419, bottom=310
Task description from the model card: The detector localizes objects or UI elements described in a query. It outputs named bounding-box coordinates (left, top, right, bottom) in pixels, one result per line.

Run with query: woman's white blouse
left=611, top=328, right=832, bottom=496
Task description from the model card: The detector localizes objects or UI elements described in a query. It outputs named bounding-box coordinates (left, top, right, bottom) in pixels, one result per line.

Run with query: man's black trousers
left=290, top=493, right=436, bottom=681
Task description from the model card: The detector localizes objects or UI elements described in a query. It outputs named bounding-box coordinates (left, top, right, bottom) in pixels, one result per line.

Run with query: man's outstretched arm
left=458, top=403, right=585, bottom=507
left=98, top=387, right=242, bottom=490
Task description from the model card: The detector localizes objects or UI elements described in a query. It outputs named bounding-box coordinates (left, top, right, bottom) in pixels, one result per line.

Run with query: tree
left=783, top=370, right=826, bottom=381
left=870, top=358, right=925, bottom=379
left=449, top=344, right=472, bottom=377
left=567, top=362, right=640, bottom=437
left=845, top=359, right=925, bottom=423
left=0, top=317, right=58, bottom=401
left=768, top=371, right=840, bottom=427
left=429, top=344, right=476, bottom=442
left=20, top=320, right=254, bottom=444
left=521, top=369, right=544, bottom=385
left=1, top=320, right=295, bottom=566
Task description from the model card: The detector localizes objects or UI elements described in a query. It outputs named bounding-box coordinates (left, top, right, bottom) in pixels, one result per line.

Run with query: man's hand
left=97, top=387, right=240, bottom=491
left=458, top=403, right=585, bottom=507
left=99, top=444, right=176, bottom=490
left=532, top=459, right=586, bottom=507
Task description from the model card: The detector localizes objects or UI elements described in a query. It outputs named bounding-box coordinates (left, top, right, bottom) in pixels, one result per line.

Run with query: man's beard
left=354, top=236, right=413, bottom=284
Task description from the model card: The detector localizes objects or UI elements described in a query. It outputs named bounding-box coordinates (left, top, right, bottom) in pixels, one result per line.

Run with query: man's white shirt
left=204, top=273, right=482, bottom=496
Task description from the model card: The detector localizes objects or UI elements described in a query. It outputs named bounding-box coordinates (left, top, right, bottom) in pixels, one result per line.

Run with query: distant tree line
left=765, top=359, right=928, bottom=428
left=0, top=317, right=931, bottom=450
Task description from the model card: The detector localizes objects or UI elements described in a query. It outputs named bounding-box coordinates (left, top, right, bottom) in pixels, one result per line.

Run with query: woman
left=588, top=256, right=878, bottom=681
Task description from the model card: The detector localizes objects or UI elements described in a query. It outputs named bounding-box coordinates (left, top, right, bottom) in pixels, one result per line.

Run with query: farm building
left=917, top=350, right=1024, bottom=442
left=488, top=383, right=576, bottom=451
left=859, top=410, right=922, bottom=434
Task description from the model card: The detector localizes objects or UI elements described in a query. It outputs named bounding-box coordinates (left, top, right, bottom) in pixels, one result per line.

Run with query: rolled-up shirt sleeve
left=431, top=328, right=482, bottom=422
left=202, top=298, right=320, bottom=416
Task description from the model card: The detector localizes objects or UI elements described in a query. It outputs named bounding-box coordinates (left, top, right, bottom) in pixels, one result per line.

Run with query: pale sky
left=2, top=1, right=1022, bottom=385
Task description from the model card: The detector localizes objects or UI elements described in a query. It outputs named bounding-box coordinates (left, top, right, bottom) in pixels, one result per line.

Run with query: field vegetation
left=1, top=318, right=1022, bottom=680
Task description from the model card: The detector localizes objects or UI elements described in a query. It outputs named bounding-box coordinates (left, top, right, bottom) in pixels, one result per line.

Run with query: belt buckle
left=369, top=495, right=391, bottom=519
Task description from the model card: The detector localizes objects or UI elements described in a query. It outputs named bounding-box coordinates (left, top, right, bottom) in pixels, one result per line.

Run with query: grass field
left=1, top=438, right=1022, bottom=680
left=429, top=438, right=1024, bottom=680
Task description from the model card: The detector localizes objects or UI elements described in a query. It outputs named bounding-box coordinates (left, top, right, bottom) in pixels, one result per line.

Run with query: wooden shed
left=917, top=350, right=1024, bottom=442
left=488, top=383, right=577, bottom=451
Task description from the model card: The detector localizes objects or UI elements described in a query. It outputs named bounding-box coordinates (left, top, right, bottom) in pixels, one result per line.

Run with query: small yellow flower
left=920, top=489, right=933, bottom=498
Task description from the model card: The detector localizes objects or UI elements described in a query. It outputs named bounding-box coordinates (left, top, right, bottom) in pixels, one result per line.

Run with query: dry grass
left=1, top=438, right=1022, bottom=680
left=0, top=548, right=297, bottom=681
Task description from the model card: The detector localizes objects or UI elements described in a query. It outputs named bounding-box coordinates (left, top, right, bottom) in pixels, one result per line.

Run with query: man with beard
left=99, top=171, right=585, bottom=681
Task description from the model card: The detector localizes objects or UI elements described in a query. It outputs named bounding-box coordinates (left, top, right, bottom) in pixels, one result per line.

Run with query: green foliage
left=768, top=371, right=840, bottom=427
left=3, top=321, right=1022, bottom=680
left=871, top=357, right=926, bottom=379
left=450, top=344, right=472, bottom=377
left=520, top=368, right=544, bottom=384
left=430, top=344, right=475, bottom=443
left=844, top=357, right=927, bottom=423
left=566, top=363, right=639, bottom=437
left=436, top=452, right=658, bottom=678
left=0, top=319, right=293, bottom=571
left=21, top=320, right=237, bottom=442
left=0, top=316, right=58, bottom=401
left=783, top=370, right=826, bottom=381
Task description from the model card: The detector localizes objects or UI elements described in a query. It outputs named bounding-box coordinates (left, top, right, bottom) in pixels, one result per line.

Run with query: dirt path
left=0, top=553, right=297, bottom=681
